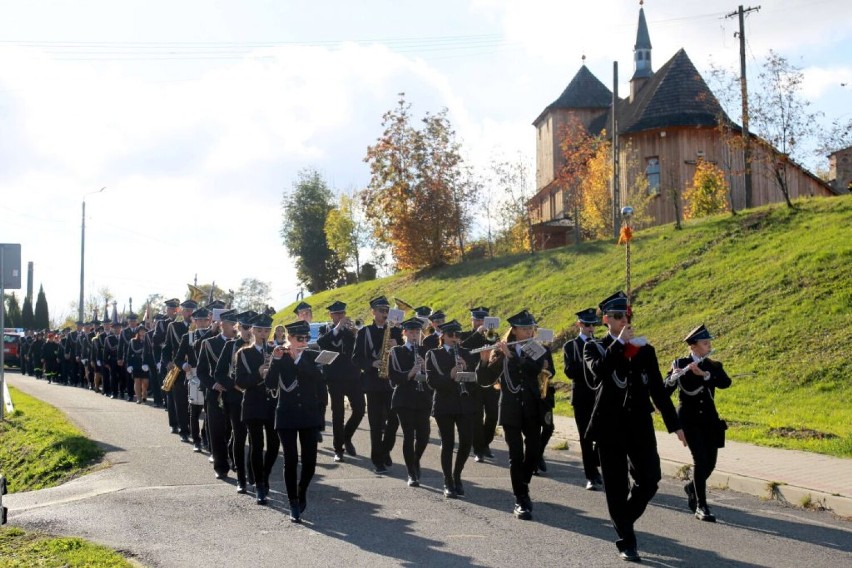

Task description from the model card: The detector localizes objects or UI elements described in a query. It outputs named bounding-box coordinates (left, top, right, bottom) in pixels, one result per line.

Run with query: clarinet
left=452, top=343, right=469, bottom=396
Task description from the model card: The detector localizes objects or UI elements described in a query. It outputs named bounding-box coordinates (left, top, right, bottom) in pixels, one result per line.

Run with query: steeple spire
left=631, top=2, right=653, bottom=99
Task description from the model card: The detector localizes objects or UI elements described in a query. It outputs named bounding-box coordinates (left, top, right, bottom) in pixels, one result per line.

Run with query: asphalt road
left=4, top=370, right=851, bottom=567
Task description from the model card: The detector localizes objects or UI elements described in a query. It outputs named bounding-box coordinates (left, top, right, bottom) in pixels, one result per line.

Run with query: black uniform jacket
left=388, top=343, right=433, bottom=411
left=426, top=345, right=478, bottom=416
left=564, top=335, right=596, bottom=408
left=234, top=344, right=276, bottom=422
left=214, top=337, right=248, bottom=406
left=353, top=323, right=403, bottom=393
left=665, top=355, right=731, bottom=429
left=583, top=334, right=680, bottom=442
left=421, top=332, right=440, bottom=351
left=197, top=334, right=229, bottom=391
left=103, top=334, right=121, bottom=366
left=476, top=345, right=555, bottom=428
left=265, top=349, right=325, bottom=430
left=163, top=319, right=190, bottom=366
left=125, top=336, right=156, bottom=371
left=317, top=326, right=360, bottom=389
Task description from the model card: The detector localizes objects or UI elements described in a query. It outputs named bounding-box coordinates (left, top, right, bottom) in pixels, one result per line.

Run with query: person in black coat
left=165, top=300, right=196, bottom=441
left=234, top=314, right=280, bottom=506
left=665, top=324, right=731, bottom=522
left=267, top=319, right=326, bottom=523
left=125, top=326, right=156, bottom=404
left=476, top=310, right=554, bottom=520
left=426, top=319, right=477, bottom=499
left=317, top=301, right=365, bottom=463
left=41, top=332, right=62, bottom=383
left=389, top=317, right=433, bottom=487
left=583, top=291, right=686, bottom=563
left=175, top=308, right=217, bottom=451
left=563, top=308, right=603, bottom=490
left=103, top=323, right=123, bottom=398
left=460, top=307, right=500, bottom=464
left=353, top=296, right=402, bottom=474
left=421, top=310, right=445, bottom=351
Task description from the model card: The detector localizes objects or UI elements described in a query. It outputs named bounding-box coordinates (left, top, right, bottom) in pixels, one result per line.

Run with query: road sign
left=0, top=244, right=21, bottom=289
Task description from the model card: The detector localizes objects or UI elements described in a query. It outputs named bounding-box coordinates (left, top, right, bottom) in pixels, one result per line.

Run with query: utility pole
left=726, top=5, right=760, bottom=209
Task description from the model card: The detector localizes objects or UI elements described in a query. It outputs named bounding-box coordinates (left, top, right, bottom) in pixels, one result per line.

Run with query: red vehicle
left=3, top=329, right=24, bottom=368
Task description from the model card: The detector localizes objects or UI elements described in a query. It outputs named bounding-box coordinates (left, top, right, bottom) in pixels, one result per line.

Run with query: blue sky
left=1, top=0, right=849, bottom=321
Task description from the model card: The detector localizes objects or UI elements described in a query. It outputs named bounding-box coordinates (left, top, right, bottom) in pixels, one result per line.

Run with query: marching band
left=14, top=291, right=732, bottom=561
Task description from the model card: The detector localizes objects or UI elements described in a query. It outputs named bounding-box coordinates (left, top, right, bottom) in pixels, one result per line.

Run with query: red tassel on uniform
left=617, top=226, right=633, bottom=245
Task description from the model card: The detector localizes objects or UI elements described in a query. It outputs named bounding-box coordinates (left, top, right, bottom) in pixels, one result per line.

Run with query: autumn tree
left=281, top=169, right=343, bottom=292
left=325, top=192, right=369, bottom=281
left=556, top=115, right=605, bottom=244
left=488, top=156, right=535, bottom=254
left=362, top=94, right=478, bottom=269
left=684, top=160, right=730, bottom=219
left=233, top=278, right=272, bottom=312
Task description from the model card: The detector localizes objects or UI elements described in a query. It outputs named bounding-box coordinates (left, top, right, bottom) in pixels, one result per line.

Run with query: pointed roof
left=533, top=65, right=613, bottom=125
left=635, top=6, right=652, bottom=50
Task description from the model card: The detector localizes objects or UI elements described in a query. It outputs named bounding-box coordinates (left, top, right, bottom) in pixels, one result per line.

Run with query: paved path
left=4, top=371, right=852, bottom=568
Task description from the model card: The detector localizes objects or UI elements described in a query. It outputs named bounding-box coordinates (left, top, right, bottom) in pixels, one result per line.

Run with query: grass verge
left=0, top=526, right=134, bottom=567
left=0, top=386, right=103, bottom=493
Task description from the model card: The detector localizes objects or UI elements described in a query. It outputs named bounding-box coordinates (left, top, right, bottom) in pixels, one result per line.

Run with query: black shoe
left=513, top=503, right=532, bottom=520
left=695, top=505, right=716, bottom=522
left=407, top=477, right=420, bottom=487
left=453, top=476, right=464, bottom=497
left=256, top=484, right=268, bottom=506
left=193, top=444, right=202, bottom=453
left=289, top=500, right=301, bottom=523
left=474, top=453, right=485, bottom=463
left=684, top=483, right=697, bottom=513
left=344, top=440, right=357, bottom=456
left=585, top=479, right=602, bottom=491
left=180, top=434, right=190, bottom=443
left=443, top=484, right=458, bottom=499
left=484, top=447, right=494, bottom=459
left=619, top=547, right=641, bottom=562
left=236, top=484, right=247, bottom=494
left=333, top=452, right=344, bottom=463
left=214, top=470, right=228, bottom=480
left=385, top=454, right=393, bottom=467
left=374, top=464, right=388, bottom=475
left=170, top=427, right=178, bottom=434
left=538, top=456, right=547, bottom=473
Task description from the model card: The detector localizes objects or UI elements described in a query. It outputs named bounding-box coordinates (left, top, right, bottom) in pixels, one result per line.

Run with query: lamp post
left=79, top=187, right=106, bottom=322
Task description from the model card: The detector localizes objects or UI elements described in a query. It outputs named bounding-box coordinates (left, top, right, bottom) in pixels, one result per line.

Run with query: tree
left=489, top=156, right=535, bottom=254
left=750, top=51, right=822, bottom=209
left=360, top=262, right=378, bottom=281
left=21, top=295, right=34, bottom=329
left=684, top=160, right=730, bottom=219
left=4, top=292, right=22, bottom=328
left=281, top=169, right=342, bottom=292
left=556, top=116, right=605, bottom=244
left=816, top=116, right=852, bottom=159
left=362, top=93, right=479, bottom=269
left=579, top=142, right=614, bottom=239
left=325, top=192, right=368, bottom=281
left=34, top=285, right=50, bottom=329
left=233, top=278, right=272, bottom=313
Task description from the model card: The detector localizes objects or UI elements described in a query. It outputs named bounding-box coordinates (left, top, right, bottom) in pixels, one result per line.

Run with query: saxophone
left=378, top=323, right=393, bottom=379
left=538, top=359, right=553, bottom=400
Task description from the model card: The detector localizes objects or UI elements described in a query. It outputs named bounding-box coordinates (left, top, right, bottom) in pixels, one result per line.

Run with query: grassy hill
left=277, top=196, right=852, bottom=457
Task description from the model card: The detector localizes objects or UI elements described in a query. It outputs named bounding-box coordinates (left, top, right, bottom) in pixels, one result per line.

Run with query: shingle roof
left=533, top=65, right=613, bottom=125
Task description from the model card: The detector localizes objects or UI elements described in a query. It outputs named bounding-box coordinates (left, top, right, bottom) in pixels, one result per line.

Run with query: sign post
left=1, top=243, right=22, bottom=421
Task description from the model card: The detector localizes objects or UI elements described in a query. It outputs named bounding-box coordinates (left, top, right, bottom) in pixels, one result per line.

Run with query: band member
left=31, top=331, right=45, bottom=379
left=118, top=314, right=142, bottom=400
left=198, top=309, right=238, bottom=479
left=90, top=324, right=106, bottom=394
left=163, top=300, right=196, bottom=442
left=426, top=319, right=476, bottom=498
left=461, top=307, right=499, bottom=463
left=125, top=326, right=156, bottom=403
left=475, top=310, right=553, bottom=519
left=235, top=314, right=280, bottom=505
left=267, top=320, right=325, bottom=523
left=42, top=332, right=62, bottom=384
left=175, top=307, right=216, bottom=451
left=563, top=308, right=603, bottom=490
left=665, top=325, right=731, bottom=522
left=584, top=291, right=685, bottom=563
left=60, top=326, right=75, bottom=385
left=214, top=310, right=256, bottom=493
left=153, top=299, right=180, bottom=415
left=388, top=317, right=432, bottom=487
left=294, top=301, right=323, bottom=442
left=353, top=296, right=402, bottom=474
left=104, top=322, right=123, bottom=398
left=421, top=310, right=445, bottom=351
left=317, top=301, right=365, bottom=462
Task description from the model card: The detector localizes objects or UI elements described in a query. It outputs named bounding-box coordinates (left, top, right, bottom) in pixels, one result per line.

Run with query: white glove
left=156, top=362, right=162, bottom=373
left=82, top=358, right=88, bottom=365
left=127, top=366, right=134, bottom=373
left=97, top=360, right=102, bottom=367
left=142, top=364, right=149, bottom=372
left=182, top=363, right=192, bottom=372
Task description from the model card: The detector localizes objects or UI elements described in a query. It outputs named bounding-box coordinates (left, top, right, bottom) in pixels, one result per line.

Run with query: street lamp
left=79, top=187, right=106, bottom=322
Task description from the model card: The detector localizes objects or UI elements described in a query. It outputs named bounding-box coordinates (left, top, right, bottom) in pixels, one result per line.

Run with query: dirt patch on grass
left=768, top=427, right=838, bottom=440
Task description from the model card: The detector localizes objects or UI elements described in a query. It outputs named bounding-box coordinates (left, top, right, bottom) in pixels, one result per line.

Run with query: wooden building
left=530, top=5, right=839, bottom=249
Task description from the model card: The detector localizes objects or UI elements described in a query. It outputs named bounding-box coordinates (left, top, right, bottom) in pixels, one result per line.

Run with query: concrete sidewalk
left=549, top=413, right=852, bottom=518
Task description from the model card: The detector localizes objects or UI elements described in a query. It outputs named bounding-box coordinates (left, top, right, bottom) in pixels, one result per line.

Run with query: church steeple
left=631, top=2, right=653, bottom=100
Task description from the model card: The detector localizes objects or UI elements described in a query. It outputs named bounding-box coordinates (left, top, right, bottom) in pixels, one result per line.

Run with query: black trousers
left=246, top=419, right=279, bottom=488
left=365, top=390, right=399, bottom=467
left=684, top=421, right=718, bottom=508
left=573, top=403, right=600, bottom=481
left=226, top=399, right=248, bottom=485
left=277, top=428, right=318, bottom=501
left=596, top=412, right=662, bottom=552
left=434, top=413, right=474, bottom=481
left=206, top=394, right=231, bottom=475
left=108, top=363, right=123, bottom=397
left=396, top=407, right=430, bottom=479
left=169, top=377, right=191, bottom=435
left=161, top=365, right=177, bottom=428
left=329, top=383, right=365, bottom=453
left=473, top=387, right=499, bottom=454
left=504, top=420, right=542, bottom=499
left=539, top=422, right=554, bottom=460
left=190, top=402, right=204, bottom=445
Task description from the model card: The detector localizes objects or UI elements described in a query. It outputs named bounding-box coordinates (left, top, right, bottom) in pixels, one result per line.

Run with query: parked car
left=2, top=330, right=24, bottom=368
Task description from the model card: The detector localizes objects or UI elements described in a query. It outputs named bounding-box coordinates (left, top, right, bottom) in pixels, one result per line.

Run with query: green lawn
left=0, top=386, right=104, bottom=493
left=0, top=527, right=134, bottom=568
left=280, top=196, right=852, bottom=457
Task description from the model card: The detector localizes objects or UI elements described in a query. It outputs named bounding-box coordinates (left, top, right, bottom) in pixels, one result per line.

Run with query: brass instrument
left=378, top=304, right=404, bottom=379
left=538, top=359, right=553, bottom=400
left=162, top=365, right=181, bottom=392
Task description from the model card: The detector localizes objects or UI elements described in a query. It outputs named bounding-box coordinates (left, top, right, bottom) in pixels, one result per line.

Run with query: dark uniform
left=174, top=310, right=216, bottom=450
left=425, top=319, right=477, bottom=498
left=461, top=308, right=500, bottom=463
left=563, top=308, right=603, bottom=489
left=31, top=333, right=45, bottom=379
left=118, top=317, right=142, bottom=400
left=125, top=330, right=156, bottom=402
left=476, top=310, right=553, bottom=519
left=664, top=325, right=731, bottom=522
left=42, top=334, right=62, bottom=383
left=388, top=318, right=433, bottom=486
left=353, top=296, right=402, bottom=472
left=583, top=291, right=681, bottom=562
left=317, top=301, right=365, bottom=461
left=163, top=303, right=194, bottom=441
left=153, top=303, right=179, bottom=415
left=90, top=326, right=107, bottom=393
left=421, top=310, right=445, bottom=352
left=103, top=325, right=122, bottom=397
left=267, top=319, right=325, bottom=522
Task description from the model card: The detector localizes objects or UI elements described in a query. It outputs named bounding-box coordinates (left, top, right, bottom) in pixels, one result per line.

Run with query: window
left=646, top=157, right=660, bottom=196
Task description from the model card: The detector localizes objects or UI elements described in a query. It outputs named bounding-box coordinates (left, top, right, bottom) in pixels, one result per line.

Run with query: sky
left=1, top=0, right=850, bottom=323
